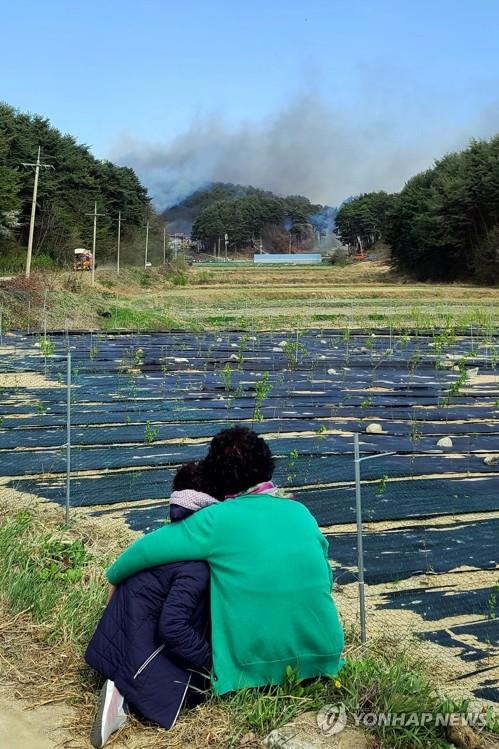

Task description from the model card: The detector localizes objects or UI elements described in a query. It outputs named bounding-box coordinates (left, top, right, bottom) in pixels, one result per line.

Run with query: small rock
left=366, top=423, right=383, bottom=434
left=437, top=437, right=453, bottom=448
left=484, top=455, right=499, bottom=466
left=264, top=711, right=368, bottom=748
left=327, top=368, right=337, bottom=375
left=446, top=715, right=483, bottom=749
left=238, top=731, right=261, bottom=748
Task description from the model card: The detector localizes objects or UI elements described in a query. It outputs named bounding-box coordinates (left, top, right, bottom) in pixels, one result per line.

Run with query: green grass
left=1, top=506, right=496, bottom=747
left=100, top=305, right=182, bottom=331
left=0, top=249, right=58, bottom=273
left=0, top=508, right=106, bottom=647
left=220, top=652, right=498, bottom=749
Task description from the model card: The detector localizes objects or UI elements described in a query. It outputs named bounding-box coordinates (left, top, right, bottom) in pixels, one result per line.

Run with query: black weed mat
left=473, top=681, right=499, bottom=703
left=420, top=619, right=498, bottom=659
left=2, top=329, right=498, bottom=569
left=327, top=517, right=499, bottom=584
left=375, top=585, right=498, bottom=621
left=8, top=471, right=499, bottom=520
left=420, top=620, right=499, bottom=702
left=301, top=477, right=499, bottom=524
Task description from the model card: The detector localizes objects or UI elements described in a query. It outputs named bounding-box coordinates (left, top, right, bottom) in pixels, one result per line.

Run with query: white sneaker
left=90, top=679, right=127, bottom=748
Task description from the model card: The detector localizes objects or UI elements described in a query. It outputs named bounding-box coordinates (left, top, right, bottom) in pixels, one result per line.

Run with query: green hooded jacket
left=107, top=493, right=344, bottom=694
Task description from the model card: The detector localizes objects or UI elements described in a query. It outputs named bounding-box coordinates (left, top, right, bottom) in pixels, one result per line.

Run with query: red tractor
left=73, top=248, right=94, bottom=271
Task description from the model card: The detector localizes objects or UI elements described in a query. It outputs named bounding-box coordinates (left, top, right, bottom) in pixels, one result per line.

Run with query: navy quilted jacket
left=85, top=508, right=211, bottom=729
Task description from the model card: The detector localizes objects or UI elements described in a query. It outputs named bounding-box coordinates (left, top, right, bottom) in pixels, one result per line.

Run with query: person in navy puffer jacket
left=85, top=461, right=217, bottom=748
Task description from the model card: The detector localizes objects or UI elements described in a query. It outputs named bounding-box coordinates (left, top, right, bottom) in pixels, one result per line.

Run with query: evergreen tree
left=336, top=136, right=499, bottom=283
left=0, top=102, right=150, bottom=265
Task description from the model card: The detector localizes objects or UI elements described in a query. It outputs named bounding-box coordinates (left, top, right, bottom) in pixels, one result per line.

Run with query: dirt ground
left=0, top=689, right=72, bottom=749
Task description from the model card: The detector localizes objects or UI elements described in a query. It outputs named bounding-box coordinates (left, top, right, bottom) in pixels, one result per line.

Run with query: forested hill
left=335, top=135, right=499, bottom=284
left=163, top=183, right=338, bottom=252
left=162, top=183, right=258, bottom=233
left=0, top=103, right=150, bottom=268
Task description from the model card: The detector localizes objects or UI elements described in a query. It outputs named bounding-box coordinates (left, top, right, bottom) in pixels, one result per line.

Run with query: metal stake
left=353, top=439, right=396, bottom=645
left=65, top=350, right=72, bottom=527
left=353, top=433, right=367, bottom=644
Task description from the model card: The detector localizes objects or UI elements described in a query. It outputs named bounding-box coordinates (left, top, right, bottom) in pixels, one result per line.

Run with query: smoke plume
left=108, top=90, right=499, bottom=210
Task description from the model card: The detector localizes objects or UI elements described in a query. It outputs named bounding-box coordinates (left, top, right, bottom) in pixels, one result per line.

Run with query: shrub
left=0, top=247, right=28, bottom=273
left=329, top=246, right=350, bottom=265
left=171, top=272, right=188, bottom=286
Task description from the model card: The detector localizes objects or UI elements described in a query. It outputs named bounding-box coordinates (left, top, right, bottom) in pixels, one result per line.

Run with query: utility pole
left=113, top=211, right=125, bottom=274
left=163, top=225, right=167, bottom=264
left=144, top=220, right=150, bottom=268
left=21, top=146, right=54, bottom=278
left=224, top=232, right=228, bottom=261
left=86, top=201, right=105, bottom=287
left=217, top=235, right=221, bottom=261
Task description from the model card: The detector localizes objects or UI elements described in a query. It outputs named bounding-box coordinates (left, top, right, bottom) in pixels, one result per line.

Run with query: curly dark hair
left=203, top=426, right=275, bottom=500
left=172, top=460, right=212, bottom=493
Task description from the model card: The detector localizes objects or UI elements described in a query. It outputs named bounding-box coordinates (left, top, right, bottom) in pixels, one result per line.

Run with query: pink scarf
left=225, top=481, right=290, bottom=500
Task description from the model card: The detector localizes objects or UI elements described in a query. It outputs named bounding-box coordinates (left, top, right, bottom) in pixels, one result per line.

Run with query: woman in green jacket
left=107, top=427, right=344, bottom=695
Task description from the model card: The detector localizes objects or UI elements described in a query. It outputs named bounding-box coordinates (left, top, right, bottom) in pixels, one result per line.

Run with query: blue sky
left=2, top=1, right=499, bottom=205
